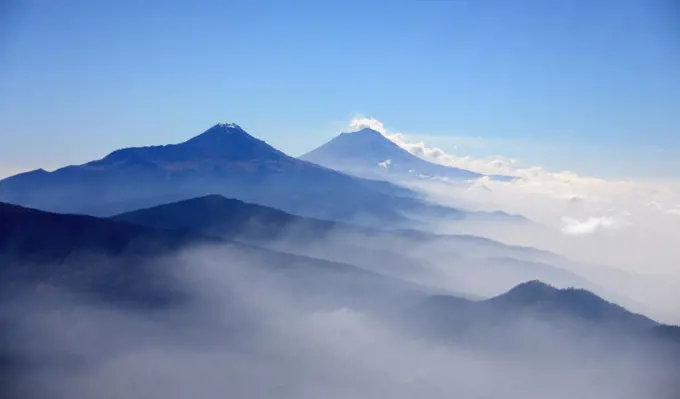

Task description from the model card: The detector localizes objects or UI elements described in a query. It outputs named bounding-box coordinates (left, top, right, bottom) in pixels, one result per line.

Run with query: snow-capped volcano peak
left=215, top=122, right=241, bottom=129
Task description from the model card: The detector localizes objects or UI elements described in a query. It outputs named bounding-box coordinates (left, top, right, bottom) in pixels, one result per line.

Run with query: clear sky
left=1, top=0, right=679, bottom=179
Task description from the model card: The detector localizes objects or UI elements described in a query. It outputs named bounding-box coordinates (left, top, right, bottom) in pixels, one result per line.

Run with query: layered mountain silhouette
left=112, top=194, right=529, bottom=256
left=3, top=200, right=677, bottom=345
left=0, top=201, right=421, bottom=307
left=3, top=200, right=679, bottom=394
left=111, top=195, right=597, bottom=297
left=0, top=123, right=449, bottom=225
left=301, top=128, right=513, bottom=182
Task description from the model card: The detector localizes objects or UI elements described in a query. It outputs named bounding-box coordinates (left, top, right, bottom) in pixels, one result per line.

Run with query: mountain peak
left=352, top=127, right=384, bottom=136
left=495, top=280, right=559, bottom=303
left=206, top=122, right=249, bottom=134
left=196, top=122, right=247, bottom=137
left=215, top=122, right=241, bottom=129
left=338, top=128, right=388, bottom=141
left=184, top=123, right=263, bottom=148
left=94, top=122, right=287, bottom=168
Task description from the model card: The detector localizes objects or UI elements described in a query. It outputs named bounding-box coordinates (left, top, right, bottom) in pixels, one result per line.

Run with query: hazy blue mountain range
left=2, top=200, right=676, bottom=342
left=112, top=194, right=524, bottom=245
left=0, top=123, right=467, bottom=226
left=111, top=195, right=680, bottom=341
left=301, top=128, right=513, bottom=182
left=1, top=126, right=676, bottom=398
left=3, top=201, right=679, bottom=399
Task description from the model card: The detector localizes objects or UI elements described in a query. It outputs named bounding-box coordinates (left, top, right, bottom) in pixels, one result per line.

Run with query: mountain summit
left=96, top=122, right=288, bottom=168
left=181, top=123, right=287, bottom=161
left=301, top=128, right=511, bottom=182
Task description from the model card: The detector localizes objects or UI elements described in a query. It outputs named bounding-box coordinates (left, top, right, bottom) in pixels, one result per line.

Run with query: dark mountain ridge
left=0, top=201, right=428, bottom=308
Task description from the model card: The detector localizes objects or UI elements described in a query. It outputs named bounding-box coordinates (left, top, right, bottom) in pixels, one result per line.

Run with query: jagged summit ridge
left=215, top=122, right=241, bottom=129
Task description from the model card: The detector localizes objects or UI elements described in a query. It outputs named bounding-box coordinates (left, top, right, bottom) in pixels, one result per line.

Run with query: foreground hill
left=301, top=127, right=512, bottom=182
left=0, top=123, right=451, bottom=226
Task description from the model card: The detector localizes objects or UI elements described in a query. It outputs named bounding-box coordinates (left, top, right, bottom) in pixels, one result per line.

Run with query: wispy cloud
left=349, top=117, right=388, bottom=135
left=665, top=207, right=680, bottom=217
left=560, top=216, right=628, bottom=236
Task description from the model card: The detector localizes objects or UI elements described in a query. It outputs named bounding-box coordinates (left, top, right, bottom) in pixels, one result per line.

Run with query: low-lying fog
left=3, top=246, right=678, bottom=399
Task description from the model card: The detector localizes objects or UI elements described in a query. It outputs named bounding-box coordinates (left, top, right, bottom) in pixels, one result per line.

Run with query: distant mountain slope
left=112, top=194, right=526, bottom=248
left=0, top=123, right=448, bottom=226
left=301, top=128, right=512, bottom=182
left=110, top=195, right=527, bottom=254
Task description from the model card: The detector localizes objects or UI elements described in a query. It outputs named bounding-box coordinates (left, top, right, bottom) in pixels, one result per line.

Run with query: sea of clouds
left=349, top=116, right=680, bottom=275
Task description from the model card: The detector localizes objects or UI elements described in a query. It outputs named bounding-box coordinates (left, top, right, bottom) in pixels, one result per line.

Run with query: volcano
left=301, top=128, right=512, bottom=182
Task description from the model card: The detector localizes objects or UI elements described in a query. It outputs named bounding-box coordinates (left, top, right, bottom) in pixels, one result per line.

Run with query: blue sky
left=1, top=0, right=678, bottom=178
